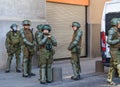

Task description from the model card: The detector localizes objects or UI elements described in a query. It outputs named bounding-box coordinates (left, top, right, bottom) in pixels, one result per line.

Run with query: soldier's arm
left=35, top=32, right=38, bottom=40
left=20, top=29, right=34, bottom=47
left=68, top=30, right=83, bottom=50
left=38, top=35, right=48, bottom=46
left=5, top=32, right=11, bottom=52
left=51, top=35, right=57, bottom=46
left=107, top=29, right=120, bottom=45
left=18, top=31, right=23, bottom=46
left=31, top=31, right=36, bottom=47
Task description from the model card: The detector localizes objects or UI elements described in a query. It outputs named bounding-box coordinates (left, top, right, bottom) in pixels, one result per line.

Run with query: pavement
left=0, top=57, right=120, bottom=87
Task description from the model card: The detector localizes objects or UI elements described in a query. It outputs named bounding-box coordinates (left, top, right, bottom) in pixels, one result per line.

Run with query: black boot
left=71, top=75, right=81, bottom=80
left=40, top=81, right=46, bottom=84
left=23, top=74, right=28, bottom=77
left=5, top=70, right=10, bottom=73
left=29, top=73, right=36, bottom=76
left=46, top=80, right=52, bottom=83
left=16, top=69, right=21, bottom=73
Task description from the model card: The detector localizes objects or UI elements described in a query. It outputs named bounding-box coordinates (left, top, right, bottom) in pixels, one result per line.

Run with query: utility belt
left=40, top=43, right=52, bottom=51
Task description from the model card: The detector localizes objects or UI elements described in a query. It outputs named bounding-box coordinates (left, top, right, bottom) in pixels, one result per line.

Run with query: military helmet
left=37, top=24, right=43, bottom=31
left=72, top=22, right=81, bottom=28
left=42, top=24, right=51, bottom=32
left=110, top=18, right=120, bottom=26
left=10, top=24, right=18, bottom=29
left=118, top=18, right=120, bottom=24
left=22, top=20, right=31, bottom=26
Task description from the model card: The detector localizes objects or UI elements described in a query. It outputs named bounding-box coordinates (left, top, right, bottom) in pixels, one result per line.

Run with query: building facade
left=46, top=0, right=88, bottom=59
left=87, top=0, right=110, bottom=58
left=0, top=0, right=46, bottom=69
left=0, top=0, right=110, bottom=69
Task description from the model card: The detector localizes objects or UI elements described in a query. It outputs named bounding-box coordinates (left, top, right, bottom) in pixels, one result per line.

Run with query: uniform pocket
left=40, top=48, right=49, bottom=59
left=71, top=47, right=77, bottom=53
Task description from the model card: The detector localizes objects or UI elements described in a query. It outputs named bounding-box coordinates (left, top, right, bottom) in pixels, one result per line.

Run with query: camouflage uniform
left=5, top=24, right=21, bottom=73
left=107, top=18, right=120, bottom=85
left=35, top=24, right=43, bottom=43
left=38, top=24, right=57, bottom=84
left=35, top=24, right=43, bottom=66
left=68, top=22, right=83, bottom=80
left=20, top=20, right=35, bottom=77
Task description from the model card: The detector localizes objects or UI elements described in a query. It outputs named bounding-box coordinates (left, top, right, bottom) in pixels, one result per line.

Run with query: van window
left=105, top=12, right=120, bottom=35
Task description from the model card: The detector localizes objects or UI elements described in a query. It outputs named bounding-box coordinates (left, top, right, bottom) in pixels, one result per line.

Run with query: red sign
left=47, top=0, right=89, bottom=6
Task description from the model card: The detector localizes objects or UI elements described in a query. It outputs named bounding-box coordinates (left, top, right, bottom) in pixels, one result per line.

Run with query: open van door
left=101, top=0, right=120, bottom=66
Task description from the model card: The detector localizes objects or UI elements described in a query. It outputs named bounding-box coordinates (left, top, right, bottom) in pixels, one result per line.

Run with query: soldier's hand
left=67, top=46, right=71, bottom=51
left=33, top=41, right=36, bottom=46
left=29, top=43, right=34, bottom=47
left=48, top=35, right=51, bottom=38
left=119, top=38, right=120, bottom=42
left=21, top=46, right=24, bottom=50
left=32, top=43, right=35, bottom=47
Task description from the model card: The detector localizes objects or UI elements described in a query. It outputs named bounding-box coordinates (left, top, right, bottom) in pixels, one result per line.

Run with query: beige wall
left=46, top=2, right=86, bottom=58
left=0, top=0, right=46, bottom=69
left=88, top=0, right=111, bottom=24
left=87, top=0, right=110, bottom=58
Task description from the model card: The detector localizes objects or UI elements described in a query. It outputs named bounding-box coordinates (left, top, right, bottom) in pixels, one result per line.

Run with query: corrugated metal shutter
left=46, top=2, right=86, bottom=59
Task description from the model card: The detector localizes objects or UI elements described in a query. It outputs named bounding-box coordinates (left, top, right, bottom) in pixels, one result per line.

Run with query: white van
left=101, top=0, right=120, bottom=66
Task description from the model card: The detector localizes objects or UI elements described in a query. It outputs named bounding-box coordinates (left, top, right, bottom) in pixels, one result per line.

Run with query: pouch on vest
left=46, top=43, right=52, bottom=51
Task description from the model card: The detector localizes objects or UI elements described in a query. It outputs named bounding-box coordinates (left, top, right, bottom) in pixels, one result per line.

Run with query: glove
left=119, top=38, right=120, bottom=42
left=68, top=45, right=71, bottom=51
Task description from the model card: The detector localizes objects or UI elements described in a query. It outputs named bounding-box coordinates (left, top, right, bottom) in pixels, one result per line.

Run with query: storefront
left=46, top=0, right=89, bottom=59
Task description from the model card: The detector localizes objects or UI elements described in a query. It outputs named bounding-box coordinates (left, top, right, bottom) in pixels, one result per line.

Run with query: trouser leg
left=40, top=64, right=46, bottom=84
left=15, top=50, right=21, bottom=72
left=71, top=53, right=80, bottom=80
left=28, top=57, right=31, bottom=75
left=71, top=62, right=78, bottom=78
left=22, top=46, right=29, bottom=77
left=46, top=53, right=53, bottom=83
left=16, top=57, right=21, bottom=72
left=107, top=67, right=115, bottom=84
left=117, top=64, right=120, bottom=77
left=46, top=64, right=52, bottom=82
left=23, top=58, right=28, bottom=77
left=107, top=51, right=118, bottom=85
left=6, top=56, right=12, bottom=72
left=27, top=56, right=35, bottom=76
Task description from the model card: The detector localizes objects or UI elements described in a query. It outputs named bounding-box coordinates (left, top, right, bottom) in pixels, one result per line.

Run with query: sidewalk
left=0, top=57, right=108, bottom=87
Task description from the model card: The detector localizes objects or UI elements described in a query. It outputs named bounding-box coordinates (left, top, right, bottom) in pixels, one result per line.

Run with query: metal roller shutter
left=46, top=2, right=86, bottom=59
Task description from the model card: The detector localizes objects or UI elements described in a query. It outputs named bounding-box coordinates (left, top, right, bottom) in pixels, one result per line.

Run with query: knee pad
left=71, top=60, right=75, bottom=64
left=23, top=59, right=28, bottom=63
left=117, top=64, right=120, bottom=69
left=41, top=64, right=46, bottom=68
left=47, top=64, right=51, bottom=68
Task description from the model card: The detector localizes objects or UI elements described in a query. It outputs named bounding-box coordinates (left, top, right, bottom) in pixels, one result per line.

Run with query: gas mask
left=118, top=28, right=120, bottom=33
left=12, top=26, right=17, bottom=32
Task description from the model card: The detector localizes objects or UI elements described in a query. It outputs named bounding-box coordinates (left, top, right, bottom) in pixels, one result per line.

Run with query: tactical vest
left=111, top=28, right=120, bottom=48
left=41, top=34, right=53, bottom=50
left=72, top=30, right=82, bottom=47
left=35, top=31, right=42, bottom=44
left=9, top=31, right=21, bottom=46
left=24, top=29, right=33, bottom=43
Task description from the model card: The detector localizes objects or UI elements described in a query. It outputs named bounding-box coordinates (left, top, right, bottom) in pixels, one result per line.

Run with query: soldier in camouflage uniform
left=35, top=24, right=43, bottom=42
left=107, top=18, right=120, bottom=85
left=5, top=24, right=22, bottom=73
left=38, top=24, right=57, bottom=84
left=68, top=22, right=83, bottom=80
left=35, top=24, right=43, bottom=66
left=20, top=20, right=35, bottom=77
